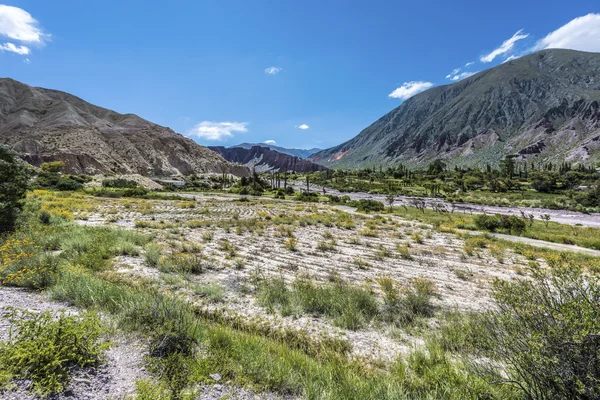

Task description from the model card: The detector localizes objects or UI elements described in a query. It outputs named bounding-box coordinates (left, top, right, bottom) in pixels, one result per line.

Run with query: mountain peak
left=0, top=78, right=249, bottom=177
left=312, top=49, right=600, bottom=169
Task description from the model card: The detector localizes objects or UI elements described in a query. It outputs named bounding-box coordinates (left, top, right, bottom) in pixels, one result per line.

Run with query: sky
left=1, top=1, right=599, bottom=150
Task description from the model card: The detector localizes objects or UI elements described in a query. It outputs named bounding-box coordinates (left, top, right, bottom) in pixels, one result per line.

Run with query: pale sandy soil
left=77, top=195, right=532, bottom=364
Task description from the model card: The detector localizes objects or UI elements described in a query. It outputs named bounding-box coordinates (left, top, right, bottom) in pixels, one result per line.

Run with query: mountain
left=208, top=145, right=328, bottom=173
left=233, top=143, right=321, bottom=159
left=311, top=49, right=600, bottom=169
left=0, top=78, right=249, bottom=177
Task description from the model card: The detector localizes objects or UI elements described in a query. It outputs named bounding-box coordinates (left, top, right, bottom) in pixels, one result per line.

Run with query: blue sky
left=1, top=1, right=599, bottom=150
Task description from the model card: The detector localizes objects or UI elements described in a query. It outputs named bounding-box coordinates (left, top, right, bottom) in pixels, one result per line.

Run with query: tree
left=0, top=146, right=31, bottom=233
left=427, top=159, right=446, bottom=175
left=499, top=157, right=515, bottom=179
left=385, top=192, right=396, bottom=210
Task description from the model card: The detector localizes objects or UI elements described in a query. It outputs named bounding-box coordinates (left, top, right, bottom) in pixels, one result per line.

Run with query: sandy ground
left=80, top=195, right=533, bottom=364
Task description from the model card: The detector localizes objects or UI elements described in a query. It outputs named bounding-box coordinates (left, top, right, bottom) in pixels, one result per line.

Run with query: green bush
left=144, top=243, right=163, bottom=268
left=123, top=187, right=149, bottom=197
left=296, top=191, right=319, bottom=202
left=474, top=214, right=526, bottom=233
left=0, top=145, right=31, bottom=233
left=349, top=199, right=385, bottom=213
left=55, top=177, right=84, bottom=191
left=0, top=309, right=108, bottom=396
left=472, top=263, right=600, bottom=400
left=102, top=178, right=139, bottom=188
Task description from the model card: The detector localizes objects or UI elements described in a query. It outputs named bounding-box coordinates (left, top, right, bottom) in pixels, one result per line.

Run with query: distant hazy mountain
left=0, top=78, right=249, bottom=177
left=311, top=49, right=600, bottom=169
left=233, top=143, right=321, bottom=159
left=209, top=145, right=327, bottom=173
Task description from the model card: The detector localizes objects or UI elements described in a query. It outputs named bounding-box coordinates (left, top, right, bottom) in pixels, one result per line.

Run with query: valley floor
left=1, top=189, right=598, bottom=399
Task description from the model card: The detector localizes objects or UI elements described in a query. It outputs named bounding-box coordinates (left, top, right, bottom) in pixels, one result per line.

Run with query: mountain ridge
left=232, top=143, right=321, bottom=159
left=0, top=78, right=250, bottom=177
left=311, top=49, right=600, bottom=169
left=209, top=145, right=328, bottom=173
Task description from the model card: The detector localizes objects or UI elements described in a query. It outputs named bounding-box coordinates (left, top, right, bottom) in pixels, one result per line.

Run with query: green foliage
left=474, top=214, right=526, bottom=233
left=40, top=161, right=65, bottom=173
left=472, top=263, right=600, bottom=399
left=144, top=243, right=163, bottom=268
left=378, top=277, right=437, bottom=327
left=0, top=145, right=31, bottom=233
left=349, top=199, right=385, bottom=212
left=258, top=276, right=379, bottom=330
left=102, top=178, right=139, bottom=188
left=59, top=226, right=150, bottom=270
left=296, top=191, right=319, bottom=202
left=0, top=309, right=107, bottom=396
left=55, top=177, right=84, bottom=191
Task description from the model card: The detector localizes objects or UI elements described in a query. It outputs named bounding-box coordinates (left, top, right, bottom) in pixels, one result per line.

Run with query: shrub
left=102, top=178, right=138, bottom=188
left=123, top=187, right=149, bottom=197
left=284, top=237, right=298, bottom=251
left=0, top=145, right=31, bottom=233
left=350, top=199, right=385, bottom=213
left=55, top=177, right=84, bottom=191
left=472, top=263, right=600, bottom=400
left=475, top=214, right=526, bottom=233
left=296, top=191, right=319, bottom=202
left=0, top=309, right=108, bottom=396
left=378, top=277, right=437, bottom=326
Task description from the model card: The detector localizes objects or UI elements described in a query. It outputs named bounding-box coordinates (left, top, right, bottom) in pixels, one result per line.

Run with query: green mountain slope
left=311, top=49, right=600, bottom=169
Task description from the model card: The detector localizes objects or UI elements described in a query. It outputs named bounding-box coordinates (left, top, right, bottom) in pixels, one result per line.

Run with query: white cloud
left=481, top=29, right=529, bottom=63
left=0, top=5, right=47, bottom=43
left=0, top=42, right=29, bottom=54
left=388, top=81, right=433, bottom=100
left=296, top=124, right=310, bottom=130
left=264, top=66, right=282, bottom=75
left=465, top=61, right=474, bottom=67
left=23, top=57, right=30, bottom=64
left=264, top=140, right=277, bottom=145
left=534, top=13, right=600, bottom=53
left=503, top=54, right=519, bottom=63
left=445, top=68, right=461, bottom=79
left=450, top=71, right=478, bottom=81
left=187, top=121, right=248, bottom=141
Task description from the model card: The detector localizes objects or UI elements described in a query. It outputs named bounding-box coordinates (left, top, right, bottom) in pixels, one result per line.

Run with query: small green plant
left=411, top=232, right=424, bottom=244
left=0, top=309, right=108, bottom=396
left=352, top=257, right=373, bottom=270
left=396, top=243, right=412, bottom=260
left=376, top=244, right=392, bottom=259
left=201, top=231, right=214, bottom=242
left=192, top=283, right=225, bottom=303
left=316, top=239, right=336, bottom=252
left=284, top=237, right=298, bottom=251
left=453, top=268, right=473, bottom=281
left=144, top=243, right=162, bottom=268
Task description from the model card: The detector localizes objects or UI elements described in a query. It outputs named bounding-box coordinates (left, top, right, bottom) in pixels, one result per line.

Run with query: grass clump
left=257, top=276, right=378, bottom=330
left=284, top=237, right=298, bottom=251
left=378, top=277, right=437, bottom=327
left=316, top=239, right=336, bottom=252
left=0, top=309, right=108, bottom=396
left=192, top=283, right=225, bottom=303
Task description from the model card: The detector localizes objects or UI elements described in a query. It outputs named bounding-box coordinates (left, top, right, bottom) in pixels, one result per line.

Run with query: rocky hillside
left=311, top=49, right=600, bottom=169
left=208, top=145, right=328, bottom=173
left=233, top=143, right=321, bottom=159
left=0, top=78, right=249, bottom=177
